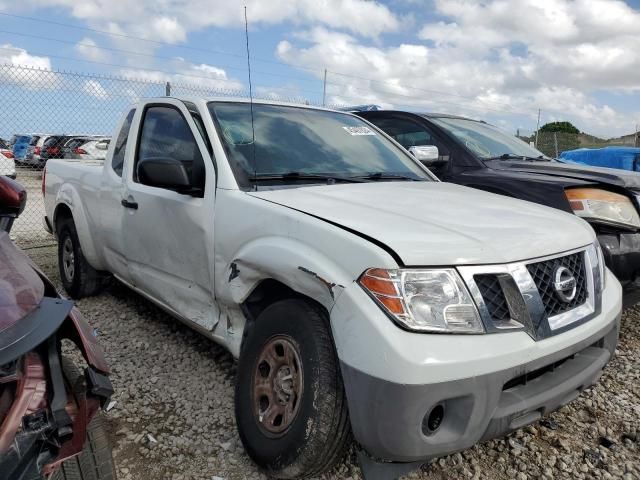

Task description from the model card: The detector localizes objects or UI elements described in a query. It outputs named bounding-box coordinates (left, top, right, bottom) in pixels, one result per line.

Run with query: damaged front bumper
left=0, top=299, right=113, bottom=480
left=342, top=321, right=618, bottom=463
left=598, top=232, right=640, bottom=300
left=332, top=270, right=621, bottom=467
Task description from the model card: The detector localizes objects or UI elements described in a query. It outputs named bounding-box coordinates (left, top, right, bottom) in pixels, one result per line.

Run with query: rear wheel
left=57, top=217, right=104, bottom=298
left=235, top=299, right=351, bottom=479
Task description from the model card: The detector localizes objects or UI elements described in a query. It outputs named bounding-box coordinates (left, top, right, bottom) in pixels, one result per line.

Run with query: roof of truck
left=158, top=96, right=348, bottom=114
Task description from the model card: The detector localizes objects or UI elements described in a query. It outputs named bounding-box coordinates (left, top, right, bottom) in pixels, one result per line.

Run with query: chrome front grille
left=526, top=252, right=588, bottom=317
left=458, top=246, right=601, bottom=340
left=474, top=274, right=510, bottom=321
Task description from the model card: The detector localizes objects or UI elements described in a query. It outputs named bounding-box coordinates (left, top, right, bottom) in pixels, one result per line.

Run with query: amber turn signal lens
left=359, top=268, right=406, bottom=315
left=565, top=188, right=627, bottom=203
left=359, top=270, right=398, bottom=297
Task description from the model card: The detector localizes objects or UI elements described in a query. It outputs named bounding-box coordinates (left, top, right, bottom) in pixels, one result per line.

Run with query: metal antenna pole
left=535, top=109, right=541, bottom=147
left=322, top=69, right=327, bottom=107
left=244, top=6, right=257, bottom=186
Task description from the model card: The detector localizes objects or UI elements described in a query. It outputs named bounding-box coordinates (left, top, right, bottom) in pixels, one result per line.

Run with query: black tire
left=235, top=299, right=351, bottom=479
left=49, top=358, right=116, bottom=480
left=57, top=217, right=103, bottom=298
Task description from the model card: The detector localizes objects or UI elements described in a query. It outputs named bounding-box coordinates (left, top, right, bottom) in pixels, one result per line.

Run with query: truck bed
left=43, top=158, right=106, bottom=235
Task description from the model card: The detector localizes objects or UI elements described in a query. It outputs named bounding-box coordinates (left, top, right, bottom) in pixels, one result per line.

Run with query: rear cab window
left=112, top=109, right=135, bottom=176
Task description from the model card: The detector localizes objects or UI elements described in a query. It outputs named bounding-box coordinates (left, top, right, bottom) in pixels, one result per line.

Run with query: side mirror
left=408, top=145, right=443, bottom=167
left=95, top=141, right=109, bottom=151
left=137, top=157, right=201, bottom=195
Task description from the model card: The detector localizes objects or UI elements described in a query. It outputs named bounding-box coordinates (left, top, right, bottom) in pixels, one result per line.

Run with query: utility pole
left=554, top=132, right=559, bottom=158
left=534, top=108, right=541, bottom=147
left=635, top=124, right=639, bottom=147
left=322, top=69, right=327, bottom=107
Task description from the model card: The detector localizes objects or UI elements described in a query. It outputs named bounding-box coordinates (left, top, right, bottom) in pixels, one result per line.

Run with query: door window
left=112, top=109, right=135, bottom=176
left=135, top=106, right=205, bottom=191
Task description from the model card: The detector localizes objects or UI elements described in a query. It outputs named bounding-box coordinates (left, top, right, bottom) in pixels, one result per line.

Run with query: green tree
left=539, top=121, right=580, bottom=134
left=536, top=121, right=581, bottom=157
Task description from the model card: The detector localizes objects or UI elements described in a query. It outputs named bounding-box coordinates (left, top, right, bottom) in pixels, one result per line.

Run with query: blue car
left=9, top=134, right=32, bottom=162
left=560, top=146, right=640, bottom=172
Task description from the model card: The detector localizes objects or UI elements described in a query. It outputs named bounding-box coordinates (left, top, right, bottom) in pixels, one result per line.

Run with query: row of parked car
left=5, top=133, right=111, bottom=169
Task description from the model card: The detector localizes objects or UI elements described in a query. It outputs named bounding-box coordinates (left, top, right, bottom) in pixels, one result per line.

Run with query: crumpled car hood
left=250, top=182, right=595, bottom=266
left=0, top=232, right=44, bottom=332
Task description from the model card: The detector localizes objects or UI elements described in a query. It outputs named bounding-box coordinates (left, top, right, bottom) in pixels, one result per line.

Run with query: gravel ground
left=22, top=244, right=640, bottom=480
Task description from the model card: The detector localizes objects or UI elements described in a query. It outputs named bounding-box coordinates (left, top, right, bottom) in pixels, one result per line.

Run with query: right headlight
left=586, top=241, right=606, bottom=293
left=359, top=268, right=484, bottom=333
left=566, top=188, right=640, bottom=229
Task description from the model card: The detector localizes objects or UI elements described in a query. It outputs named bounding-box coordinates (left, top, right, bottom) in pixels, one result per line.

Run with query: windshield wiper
left=353, top=172, right=421, bottom=181
left=250, top=172, right=368, bottom=184
left=486, top=153, right=548, bottom=162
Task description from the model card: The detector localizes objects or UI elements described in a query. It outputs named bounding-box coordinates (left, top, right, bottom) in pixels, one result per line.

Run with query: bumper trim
left=599, top=232, right=640, bottom=285
left=342, top=317, right=619, bottom=462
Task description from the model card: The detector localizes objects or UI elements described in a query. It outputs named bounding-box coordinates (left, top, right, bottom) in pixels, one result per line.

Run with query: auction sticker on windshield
left=342, top=126, right=376, bottom=136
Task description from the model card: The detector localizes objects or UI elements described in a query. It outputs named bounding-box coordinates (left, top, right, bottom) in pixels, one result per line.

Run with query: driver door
left=121, top=101, right=219, bottom=331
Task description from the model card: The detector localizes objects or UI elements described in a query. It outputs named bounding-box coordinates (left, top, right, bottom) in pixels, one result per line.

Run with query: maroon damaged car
left=0, top=176, right=116, bottom=480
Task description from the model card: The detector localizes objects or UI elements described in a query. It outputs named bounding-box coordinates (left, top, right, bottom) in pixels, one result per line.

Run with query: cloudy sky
left=1, top=0, right=640, bottom=137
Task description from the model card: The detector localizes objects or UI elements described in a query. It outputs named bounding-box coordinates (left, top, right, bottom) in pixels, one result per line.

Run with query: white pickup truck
left=44, top=97, right=622, bottom=479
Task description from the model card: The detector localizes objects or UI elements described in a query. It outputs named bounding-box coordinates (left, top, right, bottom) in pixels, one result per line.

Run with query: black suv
left=357, top=110, right=640, bottom=304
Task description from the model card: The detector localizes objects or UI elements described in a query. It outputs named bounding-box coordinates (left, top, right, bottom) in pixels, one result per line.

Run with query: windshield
left=431, top=117, right=549, bottom=160
left=208, top=102, right=431, bottom=187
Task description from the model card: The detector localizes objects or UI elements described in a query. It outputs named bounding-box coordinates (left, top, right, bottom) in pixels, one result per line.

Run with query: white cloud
left=75, top=37, right=110, bottom=62
left=83, top=79, right=109, bottom=99
left=149, top=17, right=187, bottom=43
left=277, top=1, right=640, bottom=136
left=0, top=44, right=60, bottom=89
left=119, top=58, right=244, bottom=93
left=15, top=0, right=399, bottom=40
left=0, top=43, right=51, bottom=69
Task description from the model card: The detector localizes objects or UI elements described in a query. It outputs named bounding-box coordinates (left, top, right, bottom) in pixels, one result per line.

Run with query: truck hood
left=250, top=182, right=595, bottom=266
left=0, top=232, right=45, bottom=333
left=487, top=159, right=640, bottom=190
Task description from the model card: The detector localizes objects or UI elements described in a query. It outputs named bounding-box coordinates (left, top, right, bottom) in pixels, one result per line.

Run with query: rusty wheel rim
left=251, top=335, right=304, bottom=437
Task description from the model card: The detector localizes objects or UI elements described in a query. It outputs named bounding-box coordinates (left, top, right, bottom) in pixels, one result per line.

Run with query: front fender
left=218, top=235, right=354, bottom=312
left=54, top=185, right=103, bottom=270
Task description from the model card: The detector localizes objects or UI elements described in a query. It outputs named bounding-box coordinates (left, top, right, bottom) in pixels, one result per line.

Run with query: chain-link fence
left=3, top=63, right=637, bottom=250
left=0, top=64, right=319, bottom=249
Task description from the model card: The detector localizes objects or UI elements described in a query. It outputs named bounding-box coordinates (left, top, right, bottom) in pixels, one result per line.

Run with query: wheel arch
left=220, top=236, right=352, bottom=319
left=53, top=189, right=103, bottom=270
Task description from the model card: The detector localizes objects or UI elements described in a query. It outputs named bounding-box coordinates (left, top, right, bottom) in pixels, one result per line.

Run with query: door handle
left=121, top=199, right=138, bottom=210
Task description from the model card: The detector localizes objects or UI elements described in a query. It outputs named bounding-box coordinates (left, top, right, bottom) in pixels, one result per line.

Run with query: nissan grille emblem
left=553, top=266, right=577, bottom=303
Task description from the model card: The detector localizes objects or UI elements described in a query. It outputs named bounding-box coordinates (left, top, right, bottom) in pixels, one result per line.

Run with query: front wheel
left=235, top=299, right=351, bottom=479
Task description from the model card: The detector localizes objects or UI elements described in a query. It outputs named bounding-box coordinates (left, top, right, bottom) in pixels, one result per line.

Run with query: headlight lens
left=566, top=188, right=640, bottom=228
left=586, top=241, right=606, bottom=293
left=359, top=268, right=484, bottom=333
